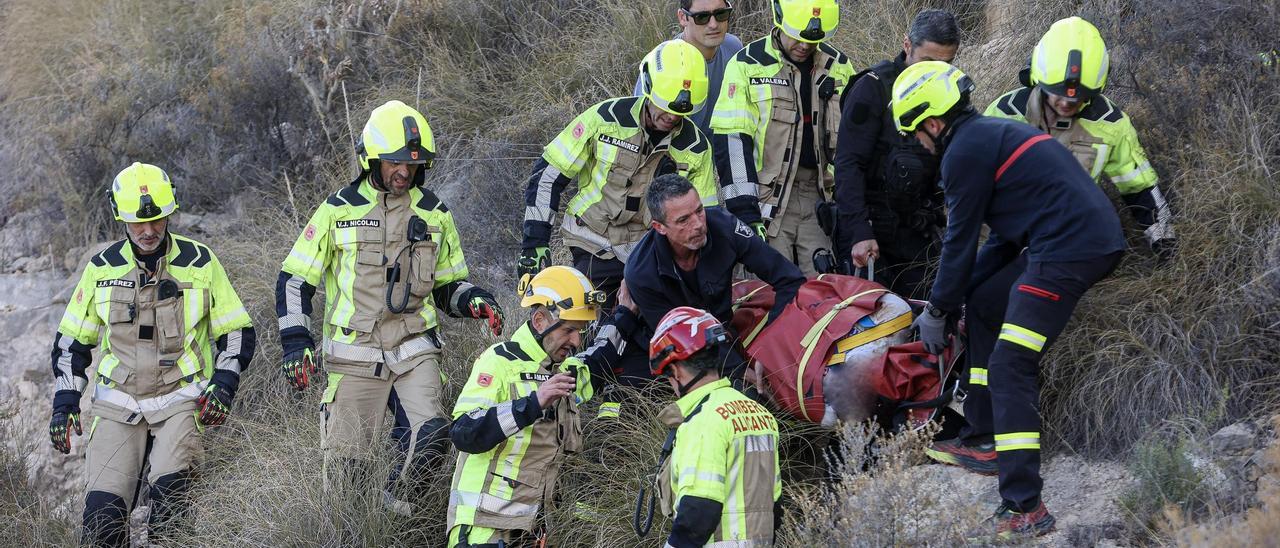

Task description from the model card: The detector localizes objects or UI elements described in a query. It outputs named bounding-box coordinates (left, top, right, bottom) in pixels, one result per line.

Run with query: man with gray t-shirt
left=634, top=0, right=743, bottom=136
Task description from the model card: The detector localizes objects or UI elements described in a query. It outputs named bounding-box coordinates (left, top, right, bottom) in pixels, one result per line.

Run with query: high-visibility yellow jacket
left=658, top=378, right=781, bottom=547
left=522, top=96, right=720, bottom=263
left=50, top=235, right=254, bottom=424
left=446, top=323, right=594, bottom=532
left=986, top=87, right=1174, bottom=244
left=277, top=180, right=477, bottom=378
left=711, top=31, right=855, bottom=232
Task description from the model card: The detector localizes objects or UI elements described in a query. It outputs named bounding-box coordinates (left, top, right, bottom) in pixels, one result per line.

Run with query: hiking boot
left=966, top=501, right=1056, bottom=542
left=926, top=438, right=998, bottom=476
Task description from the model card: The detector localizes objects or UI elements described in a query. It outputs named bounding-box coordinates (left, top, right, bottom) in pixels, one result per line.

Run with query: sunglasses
left=682, top=5, right=733, bottom=26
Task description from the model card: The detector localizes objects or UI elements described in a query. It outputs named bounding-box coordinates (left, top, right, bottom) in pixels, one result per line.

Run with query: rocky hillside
left=2, top=0, right=1279, bottom=546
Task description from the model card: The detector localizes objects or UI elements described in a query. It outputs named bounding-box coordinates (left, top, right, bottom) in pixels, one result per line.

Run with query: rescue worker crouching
left=711, top=0, right=855, bottom=275
left=275, top=100, right=504, bottom=510
left=891, top=61, right=1125, bottom=540
left=50, top=162, right=256, bottom=546
left=519, top=39, right=720, bottom=305
left=832, top=9, right=960, bottom=296
left=642, top=307, right=782, bottom=547
left=446, top=266, right=603, bottom=546
left=625, top=174, right=805, bottom=384
left=986, top=16, right=1178, bottom=261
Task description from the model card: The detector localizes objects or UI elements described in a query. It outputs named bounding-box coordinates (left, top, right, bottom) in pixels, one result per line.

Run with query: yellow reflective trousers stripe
left=995, top=431, right=1040, bottom=451
left=998, top=323, right=1047, bottom=352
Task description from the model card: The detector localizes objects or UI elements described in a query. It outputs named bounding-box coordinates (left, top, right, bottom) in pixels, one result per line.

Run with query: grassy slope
left=1, top=0, right=1279, bottom=544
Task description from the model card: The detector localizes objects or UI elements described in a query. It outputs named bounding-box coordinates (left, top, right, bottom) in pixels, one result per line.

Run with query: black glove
left=911, top=302, right=949, bottom=355
left=281, top=346, right=319, bottom=391
left=197, top=371, right=238, bottom=427
left=516, top=247, right=550, bottom=292
left=49, top=409, right=82, bottom=454
left=1151, top=237, right=1177, bottom=263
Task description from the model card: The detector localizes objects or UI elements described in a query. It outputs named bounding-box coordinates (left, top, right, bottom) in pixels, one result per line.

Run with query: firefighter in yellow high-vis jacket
left=711, top=0, right=855, bottom=275
left=50, top=162, right=255, bottom=546
left=275, top=100, right=503, bottom=511
left=446, top=266, right=605, bottom=546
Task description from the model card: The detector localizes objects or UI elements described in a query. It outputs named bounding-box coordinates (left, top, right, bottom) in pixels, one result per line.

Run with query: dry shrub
left=1118, top=433, right=1211, bottom=540
left=783, top=422, right=984, bottom=546
left=1174, top=436, right=1280, bottom=547
left=0, top=407, right=78, bottom=546
left=1038, top=0, right=1280, bottom=455
left=5, top=0, right=1280, bottom=545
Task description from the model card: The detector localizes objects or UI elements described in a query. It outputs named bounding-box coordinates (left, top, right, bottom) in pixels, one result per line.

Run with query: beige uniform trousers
left=320, top=352, right=444, bottom=469
left=768, top=166, right=829, bottom=277
left=85, top=413, right=201, bottom=504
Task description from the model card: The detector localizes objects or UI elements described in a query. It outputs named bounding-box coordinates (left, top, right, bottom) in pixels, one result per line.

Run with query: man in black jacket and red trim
left=891, top=61, right=1124, bottom=540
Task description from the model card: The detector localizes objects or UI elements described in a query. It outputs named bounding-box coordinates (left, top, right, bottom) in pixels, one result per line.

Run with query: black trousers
left=867, top=239, right=938, bottom=300
left=959, top=250, right=1121, bottom=511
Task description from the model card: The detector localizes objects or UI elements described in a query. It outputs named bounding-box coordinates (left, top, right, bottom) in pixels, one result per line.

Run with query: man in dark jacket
left=892, top=61, right=1124, bottom=540
left=625, top=174, right=806, bottom=381
left=831, top=9, right=959, bottom=296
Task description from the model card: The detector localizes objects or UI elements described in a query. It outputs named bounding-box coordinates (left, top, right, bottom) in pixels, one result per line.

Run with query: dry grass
left=2, top=0, right=1280, bottom=545
left=1173, top=433, right=1280, bottom=547
left=783, top=423, right=984, bottom=546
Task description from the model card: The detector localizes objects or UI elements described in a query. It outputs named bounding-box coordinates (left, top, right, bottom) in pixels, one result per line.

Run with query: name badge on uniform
left=750, top=77, right=791, bottom=87
left=335, top=219, right=381, bottom=228
left=520, top=373, right=553, bottom=382
left=96, top=279, right=136, bottom=289
left=598, top=135, right=641, bottom=153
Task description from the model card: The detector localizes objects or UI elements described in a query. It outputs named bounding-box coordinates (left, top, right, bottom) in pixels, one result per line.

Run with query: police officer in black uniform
left=831, top=9, right=960, bottom=298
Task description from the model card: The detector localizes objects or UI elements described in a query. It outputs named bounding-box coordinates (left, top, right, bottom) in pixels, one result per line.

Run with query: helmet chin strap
left=675, top=368, right=709, bottom=398
left=529, top=309, right=564, bottom=346
left=368, top=162, right=389, bottom=192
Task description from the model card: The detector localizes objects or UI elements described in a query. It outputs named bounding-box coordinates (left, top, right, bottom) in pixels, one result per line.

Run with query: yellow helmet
left=1030, top=16, right=1109, bottom=101
left=358, top=100, right=436, bottom=184
left=773, top=0, right=839, bottom=44
left=641, top=40, right=709, bottom=116
left=519, top=266, right=606, bottom=322
left=109, top=162, right=178, bottom=222
left=891, top=61, right=975, bottom=133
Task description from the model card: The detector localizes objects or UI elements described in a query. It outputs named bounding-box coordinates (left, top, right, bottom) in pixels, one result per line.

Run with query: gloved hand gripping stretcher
left=731, top=273, right=964, bottom=430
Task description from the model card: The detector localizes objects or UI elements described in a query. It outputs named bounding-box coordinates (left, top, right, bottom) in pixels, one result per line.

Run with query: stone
left=1209, top=422, right=1258, bottom=456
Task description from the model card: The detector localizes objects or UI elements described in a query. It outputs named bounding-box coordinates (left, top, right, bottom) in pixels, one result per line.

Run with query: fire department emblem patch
left=75, top=288, right=83, bottom=303
left=303, top=224, right=316, bottom=241
left=727, top=83, right=737, bottom=98
left=478, top=373, right=493, bottom=387
left=572, top=122, right=585, bottom=139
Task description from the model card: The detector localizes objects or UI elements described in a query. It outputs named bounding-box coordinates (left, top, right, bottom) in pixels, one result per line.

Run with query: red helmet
left=649, top=306, right=728, bottom=376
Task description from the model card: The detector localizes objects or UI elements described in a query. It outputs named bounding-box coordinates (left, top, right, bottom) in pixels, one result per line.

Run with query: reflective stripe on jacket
left=662, top=379, right=781, bottom=545
left=522, top=96, right=719, bottom=260
left=710, top=31, right=855, bottom=229
left=279, top=180, right=468, bottom=372
left=54, top=235, right=252, bottom=423
left=447, top=323, right=593, bottom=532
